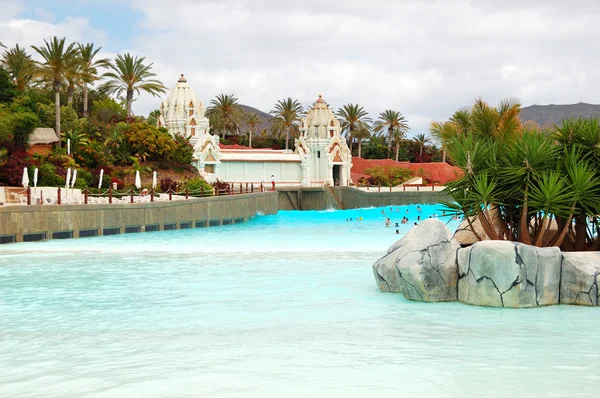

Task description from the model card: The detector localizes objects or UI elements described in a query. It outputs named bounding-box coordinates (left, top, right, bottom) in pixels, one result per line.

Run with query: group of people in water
left=344, top=206, right=460, bottom=235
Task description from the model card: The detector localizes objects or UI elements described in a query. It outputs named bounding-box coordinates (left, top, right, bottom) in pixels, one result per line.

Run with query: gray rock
left=457, top=241, right=561, bottom=308
left=373, top=218, right=460, bottom=301
left=560, top=252, right=600, bottom=306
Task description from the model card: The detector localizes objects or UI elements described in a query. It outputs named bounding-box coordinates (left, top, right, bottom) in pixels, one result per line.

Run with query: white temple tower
left=157, top=74, right=210, bottom=147
left=295, top=95, right=352, bottom=186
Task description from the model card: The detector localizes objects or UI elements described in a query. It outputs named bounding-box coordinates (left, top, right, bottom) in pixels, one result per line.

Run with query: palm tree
left=63, top=51, right=84, bottom=106
left=1, top=44, right=36, bottom=91
left=335, top=103, right=372, bottom=153
left=78, top=43, right=109, bottom=117
left=374, top=110, right=409, bottom=159
left=206, top=94, right=243, bottom=139
left=270, top=98, right=303, bottom=150
left=244, top=112, right=261, bottom=148
left=429, top=121, right=457, bottom=163
left=413, top=133, right=431, bottom=159
left=31, top=37, right=79, bottom=138
left=354, top=123, right=371, bottom=158
left=100, top=53, right=167, bottom=117
left=392, top=128, right=405, bottom=161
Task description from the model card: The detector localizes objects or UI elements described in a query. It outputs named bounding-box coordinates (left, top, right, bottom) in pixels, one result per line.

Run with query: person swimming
left=401, top=218, right=408, bottom=224
left=417, top=206, right=422, bottom=212
left=395, top=222, right=399, bottom=227
left=417, top=215, right=421, bottom=221
left=385, top=218, right=391, bottom=227
left=395, top=229, right=399, bottom=234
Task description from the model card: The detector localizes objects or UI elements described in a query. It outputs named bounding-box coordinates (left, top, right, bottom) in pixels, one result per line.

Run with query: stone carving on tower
left=296, top=95, right=352, bottom=187
left=157, top=74, right=210, bottom=148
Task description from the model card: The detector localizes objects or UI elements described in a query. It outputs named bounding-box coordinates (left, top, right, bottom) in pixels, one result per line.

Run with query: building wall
left=216, top=161, right=302, bottom=183
left=277, top=187, right=452, bottom=210
left=0, top=192, right=278, bottom=243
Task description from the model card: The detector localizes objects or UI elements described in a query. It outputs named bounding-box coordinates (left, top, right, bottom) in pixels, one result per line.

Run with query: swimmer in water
left=385, top=218, right=391, bottom=227
left=395, top=229, right=399, bottom=234
left=395, top=222, right=399, bottom=227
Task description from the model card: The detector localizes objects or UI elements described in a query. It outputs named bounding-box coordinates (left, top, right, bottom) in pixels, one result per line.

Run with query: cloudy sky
left=1, top=0, right=599, bottom=135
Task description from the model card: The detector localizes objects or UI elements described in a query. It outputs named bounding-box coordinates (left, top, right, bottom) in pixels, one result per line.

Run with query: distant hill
left=239, top=105, right=274, bottom=134
left=519, top=103, right=600, bottom=127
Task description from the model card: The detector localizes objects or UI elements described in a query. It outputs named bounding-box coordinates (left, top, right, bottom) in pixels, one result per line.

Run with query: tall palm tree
left=335, top=103, right=372, bottom=153
left=100, top=53, right=167, bottom=117
left=270, top=98, right=303, bottom=150
left=1, top=44, right=36, bottom=91
left=429, top=121, right=457, bottom=163
left=63, top=51, right=84, bottom=106
left=78, top=43, right=109, bottom=117
left=414, top=133, right=431, bottom=159
left=31, top=37, right=79, bottom=138
left=206, top=94, right=243, bottom=139
left=354, top=123, right=371, bottom=158
left=374, top=110, right=409, bottom=159
left=392, top=128, right=405, bottom=161
left=244, top=112, right=261, bottom=148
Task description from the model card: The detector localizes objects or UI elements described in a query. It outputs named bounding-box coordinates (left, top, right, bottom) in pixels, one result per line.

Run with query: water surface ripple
left=0, top=206, right=598, bottom=397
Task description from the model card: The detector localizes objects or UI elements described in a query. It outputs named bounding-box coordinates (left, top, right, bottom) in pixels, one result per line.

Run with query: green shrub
left=184, top=177, right=213, bottom=196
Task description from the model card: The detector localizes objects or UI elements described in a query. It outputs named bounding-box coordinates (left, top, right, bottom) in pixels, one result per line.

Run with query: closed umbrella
left=135, top=170, right=142, bottom=190
left=98, top=169, right=104, bottom=189
left=152, top=171, right=157, bottom=189
left=33, top=167, right=38, bottom=188
left=71, top=169, right=77, bottom=188
left=22, top=167, right=29, bottom=188
left=65, top=168, right=71, bottom=189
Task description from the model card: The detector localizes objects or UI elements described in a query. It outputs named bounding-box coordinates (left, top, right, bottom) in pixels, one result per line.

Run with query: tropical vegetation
left=438, top=98, right=600, bottom=251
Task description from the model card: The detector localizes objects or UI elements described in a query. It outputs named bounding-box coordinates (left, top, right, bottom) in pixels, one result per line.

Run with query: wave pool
left=0, top=205, right=598, bottom=397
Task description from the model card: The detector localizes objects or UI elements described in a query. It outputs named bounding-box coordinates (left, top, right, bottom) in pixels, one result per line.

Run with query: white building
left=158, top=76, right=352, bottom=186
left=157, top=74, right=210, bottom=148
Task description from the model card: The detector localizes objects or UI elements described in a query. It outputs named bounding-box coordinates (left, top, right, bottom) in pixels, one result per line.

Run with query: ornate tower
left=157, top=74, right=210, bottom=147
left=296, top=95, right=352, bottom=186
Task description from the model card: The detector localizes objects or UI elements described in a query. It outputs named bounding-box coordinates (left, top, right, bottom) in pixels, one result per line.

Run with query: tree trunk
left=574, top=213, right=588, bottom=251
left=348, top=128, right=353, bottom=155
left=442, top=149, right=446, bottom=163
left=83, top=84, right=89, bottom=117
left=285, top=126, right=289, bottom=150
left=67, top=84, right=74, bottom=106
left=387, top=128, right=392, bottom=159
left=54, top=82, right=61, bottom=140
left=419, top=145, right=423, bottom=158
left=126, top=89, right=134, bottom=117
left=249, top=129, right=252, bottom=148
left=395, top=143, right=399, bottom=161
left=358, top=139, right=362, bottom=158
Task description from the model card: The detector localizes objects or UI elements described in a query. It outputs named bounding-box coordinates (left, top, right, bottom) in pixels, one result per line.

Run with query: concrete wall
left=278, top=187, right=451, bottom=211
left=217, top=161, right=302, bottom=183
left=0, top=192, right=278, bottom=243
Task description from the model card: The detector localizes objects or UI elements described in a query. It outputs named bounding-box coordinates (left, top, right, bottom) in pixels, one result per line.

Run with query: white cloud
left=4, top=0, right=600, bottom=136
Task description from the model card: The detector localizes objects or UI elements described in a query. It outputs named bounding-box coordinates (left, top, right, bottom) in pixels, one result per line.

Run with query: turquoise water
left=0, top=205, right=598, bottom=397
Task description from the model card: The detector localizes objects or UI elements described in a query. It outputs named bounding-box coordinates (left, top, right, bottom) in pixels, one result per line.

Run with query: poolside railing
left=10, top=184, right=266, bottom=206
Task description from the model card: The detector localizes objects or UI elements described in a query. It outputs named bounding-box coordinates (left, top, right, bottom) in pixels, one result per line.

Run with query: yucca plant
left=441, top=98, right=600, bottom=250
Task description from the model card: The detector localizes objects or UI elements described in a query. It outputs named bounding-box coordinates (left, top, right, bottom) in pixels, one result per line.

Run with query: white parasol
left=65, top=168, right=71, bottom=189
left=98, top=169, right=104, bottom=189
left=152, top=171, right=157, bottom=189
left=135, top=170, right=142, bottom=190
left=22, top=167, right=29, bottom=188
left=71, top=169, right=77, bottom=188
left=33, top=167, right=38, bottom=188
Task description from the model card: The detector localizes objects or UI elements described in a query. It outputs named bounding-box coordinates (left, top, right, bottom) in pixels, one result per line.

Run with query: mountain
left=519, top=103, right=600, bottom=127
left=239, top=105, right=274, bottom=134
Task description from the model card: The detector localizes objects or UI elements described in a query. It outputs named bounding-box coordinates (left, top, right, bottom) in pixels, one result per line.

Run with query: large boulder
left=457, top=241, right=561, bottom=308
left=560, top=252, right=600, bottom=306
left=372, top=218, right=460, bottom=301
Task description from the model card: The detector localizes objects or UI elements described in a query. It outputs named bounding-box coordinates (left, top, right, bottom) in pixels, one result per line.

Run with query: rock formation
left=373, top=219, right=460, bottom=301
left=560, top=252, right=600, bottom=306
left=457, top=241, right=562, bottom=308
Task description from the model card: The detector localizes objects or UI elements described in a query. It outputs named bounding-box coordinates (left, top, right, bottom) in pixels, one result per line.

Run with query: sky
left=1, top=0, right=600, bottom=136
